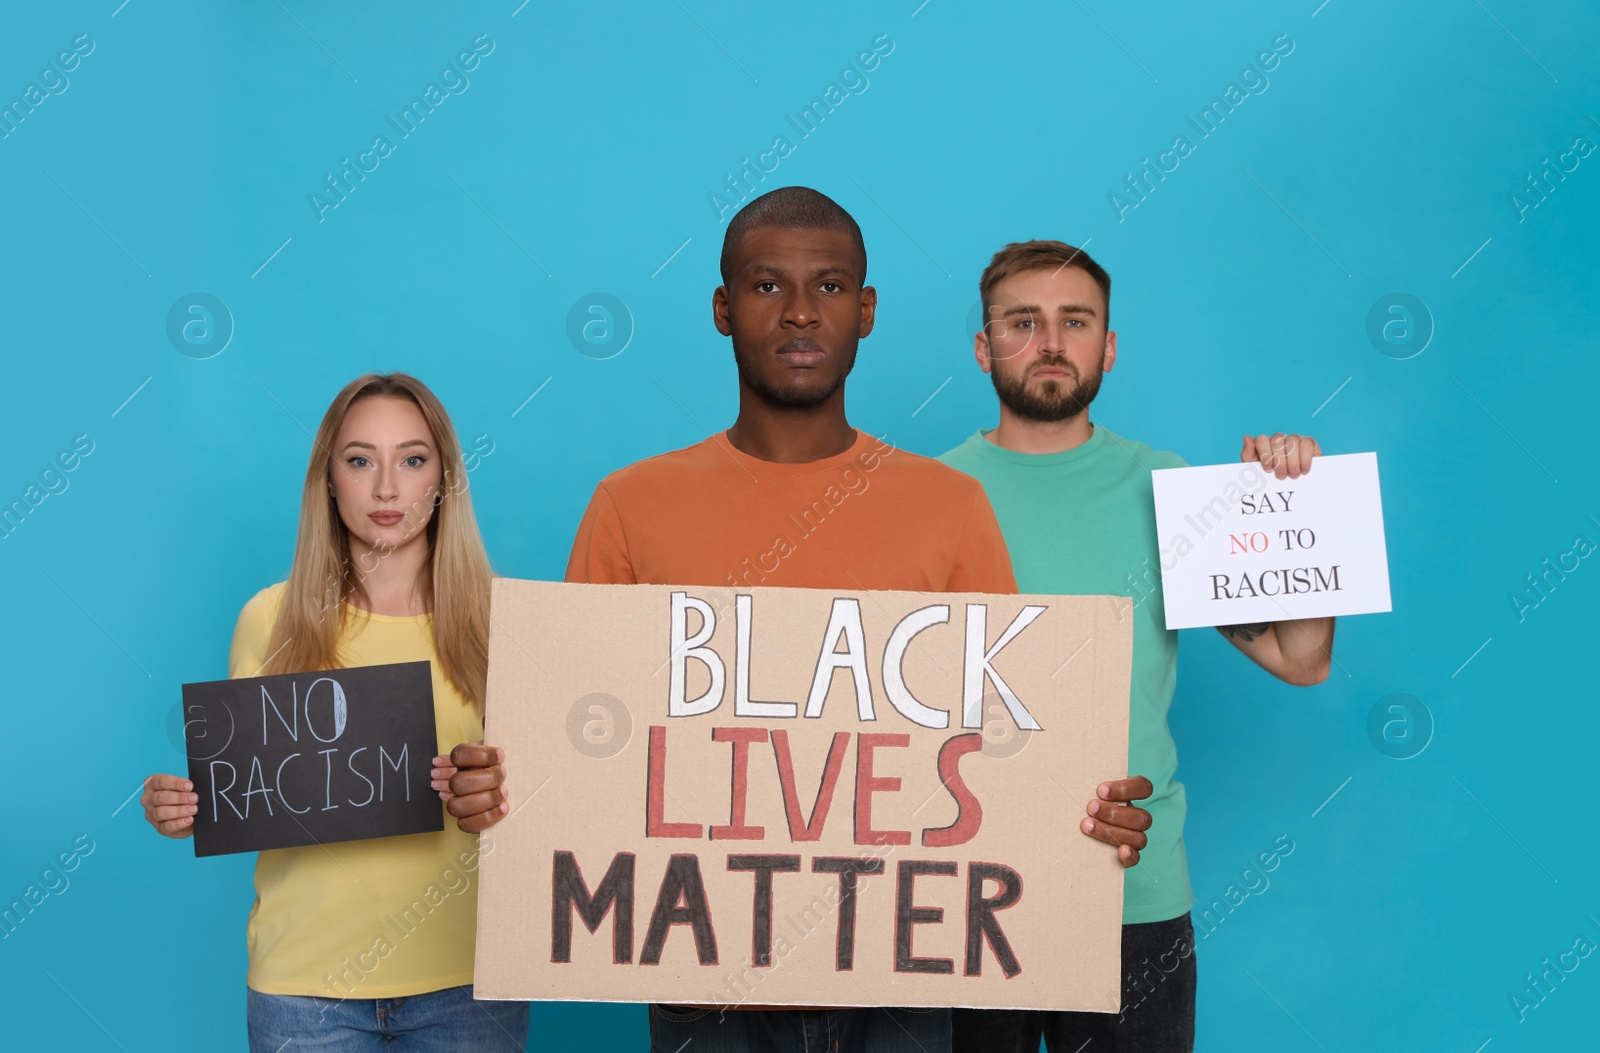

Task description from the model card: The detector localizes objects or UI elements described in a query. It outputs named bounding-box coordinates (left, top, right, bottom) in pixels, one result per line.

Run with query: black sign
left=182, top=661, right=443, bottom=857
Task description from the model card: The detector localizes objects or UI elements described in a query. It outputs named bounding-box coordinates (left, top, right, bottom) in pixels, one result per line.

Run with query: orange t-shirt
left=563, top=428, right=1016, bottom=1012
left=565, top=429, right=1017, bottom=594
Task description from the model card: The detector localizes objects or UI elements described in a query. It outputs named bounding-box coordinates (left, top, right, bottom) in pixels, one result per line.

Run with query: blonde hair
left=261, top=373, right=493, bottom=714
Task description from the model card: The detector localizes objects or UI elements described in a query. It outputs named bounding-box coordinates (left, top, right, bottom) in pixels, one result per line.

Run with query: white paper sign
left=1150, top=452, right=1392, bottom=630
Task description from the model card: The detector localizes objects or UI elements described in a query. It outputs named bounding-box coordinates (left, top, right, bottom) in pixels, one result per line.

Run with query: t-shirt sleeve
left=946, top=484, right=1019, bottom=594
left=227, top=588, right=278, bottom=679
left=564, top=482, right=638, bottom=585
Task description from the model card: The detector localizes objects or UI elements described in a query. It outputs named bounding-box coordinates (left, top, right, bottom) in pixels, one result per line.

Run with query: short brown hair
left=979, top=240, right=1112, bottom=329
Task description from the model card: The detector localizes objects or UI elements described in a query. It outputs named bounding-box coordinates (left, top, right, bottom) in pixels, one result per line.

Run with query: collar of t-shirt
left=711, top=428, right=879, bottom=478
left=967, top=421, right=1108, bottom=467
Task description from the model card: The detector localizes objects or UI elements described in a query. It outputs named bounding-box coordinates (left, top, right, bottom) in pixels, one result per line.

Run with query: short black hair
left=720, top=187, right=867, bottom=286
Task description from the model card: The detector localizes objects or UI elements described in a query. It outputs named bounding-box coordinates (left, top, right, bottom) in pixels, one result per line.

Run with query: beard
left=734, top=338, right=856, bottom=409
left=990, top=352, right=1105, bottom=422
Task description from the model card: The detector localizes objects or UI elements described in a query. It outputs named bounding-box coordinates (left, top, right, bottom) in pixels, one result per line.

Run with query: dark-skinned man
left=940, top=240, right=1336, bottom=1053
left=442, top=192, right=1155, bottom=1053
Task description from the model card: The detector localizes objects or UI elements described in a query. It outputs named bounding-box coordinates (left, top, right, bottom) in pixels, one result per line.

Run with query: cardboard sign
left=474, top=580, right=1133, bottom=1012
left=1150, top=452, right=1392, bottom=630
left=182, top=661, right=443, bottom=857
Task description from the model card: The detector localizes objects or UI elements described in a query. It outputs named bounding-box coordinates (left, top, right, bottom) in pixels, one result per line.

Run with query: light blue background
left=2, top=2, right=1596, bottom=1050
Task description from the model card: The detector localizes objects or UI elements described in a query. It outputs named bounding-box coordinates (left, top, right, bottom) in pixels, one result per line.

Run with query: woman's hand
left=141, top=774, right=198, bottom=838
left=432, top=754, right=459, bottom=799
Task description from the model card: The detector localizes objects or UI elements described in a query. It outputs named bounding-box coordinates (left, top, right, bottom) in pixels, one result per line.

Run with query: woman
left=140, top=373, right=527, bottom=1051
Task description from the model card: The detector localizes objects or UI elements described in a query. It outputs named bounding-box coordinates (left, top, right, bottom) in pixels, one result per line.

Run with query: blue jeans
left=246, top=984, right=529, bottom=1052
left=649, top=1004, right=950, bottom=1053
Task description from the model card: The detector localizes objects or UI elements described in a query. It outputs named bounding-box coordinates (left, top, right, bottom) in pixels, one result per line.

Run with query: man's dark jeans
left=649, top=1005, right=951, bottom=1053
left=953, top=914, right=1197, bottom=1053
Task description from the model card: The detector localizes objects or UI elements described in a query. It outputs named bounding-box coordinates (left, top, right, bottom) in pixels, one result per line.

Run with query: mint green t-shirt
left=940, top=425, right=1192, bottom=925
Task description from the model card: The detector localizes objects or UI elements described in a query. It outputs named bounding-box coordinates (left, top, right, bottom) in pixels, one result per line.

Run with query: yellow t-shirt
left=231, top=583, right=485, bottom=998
